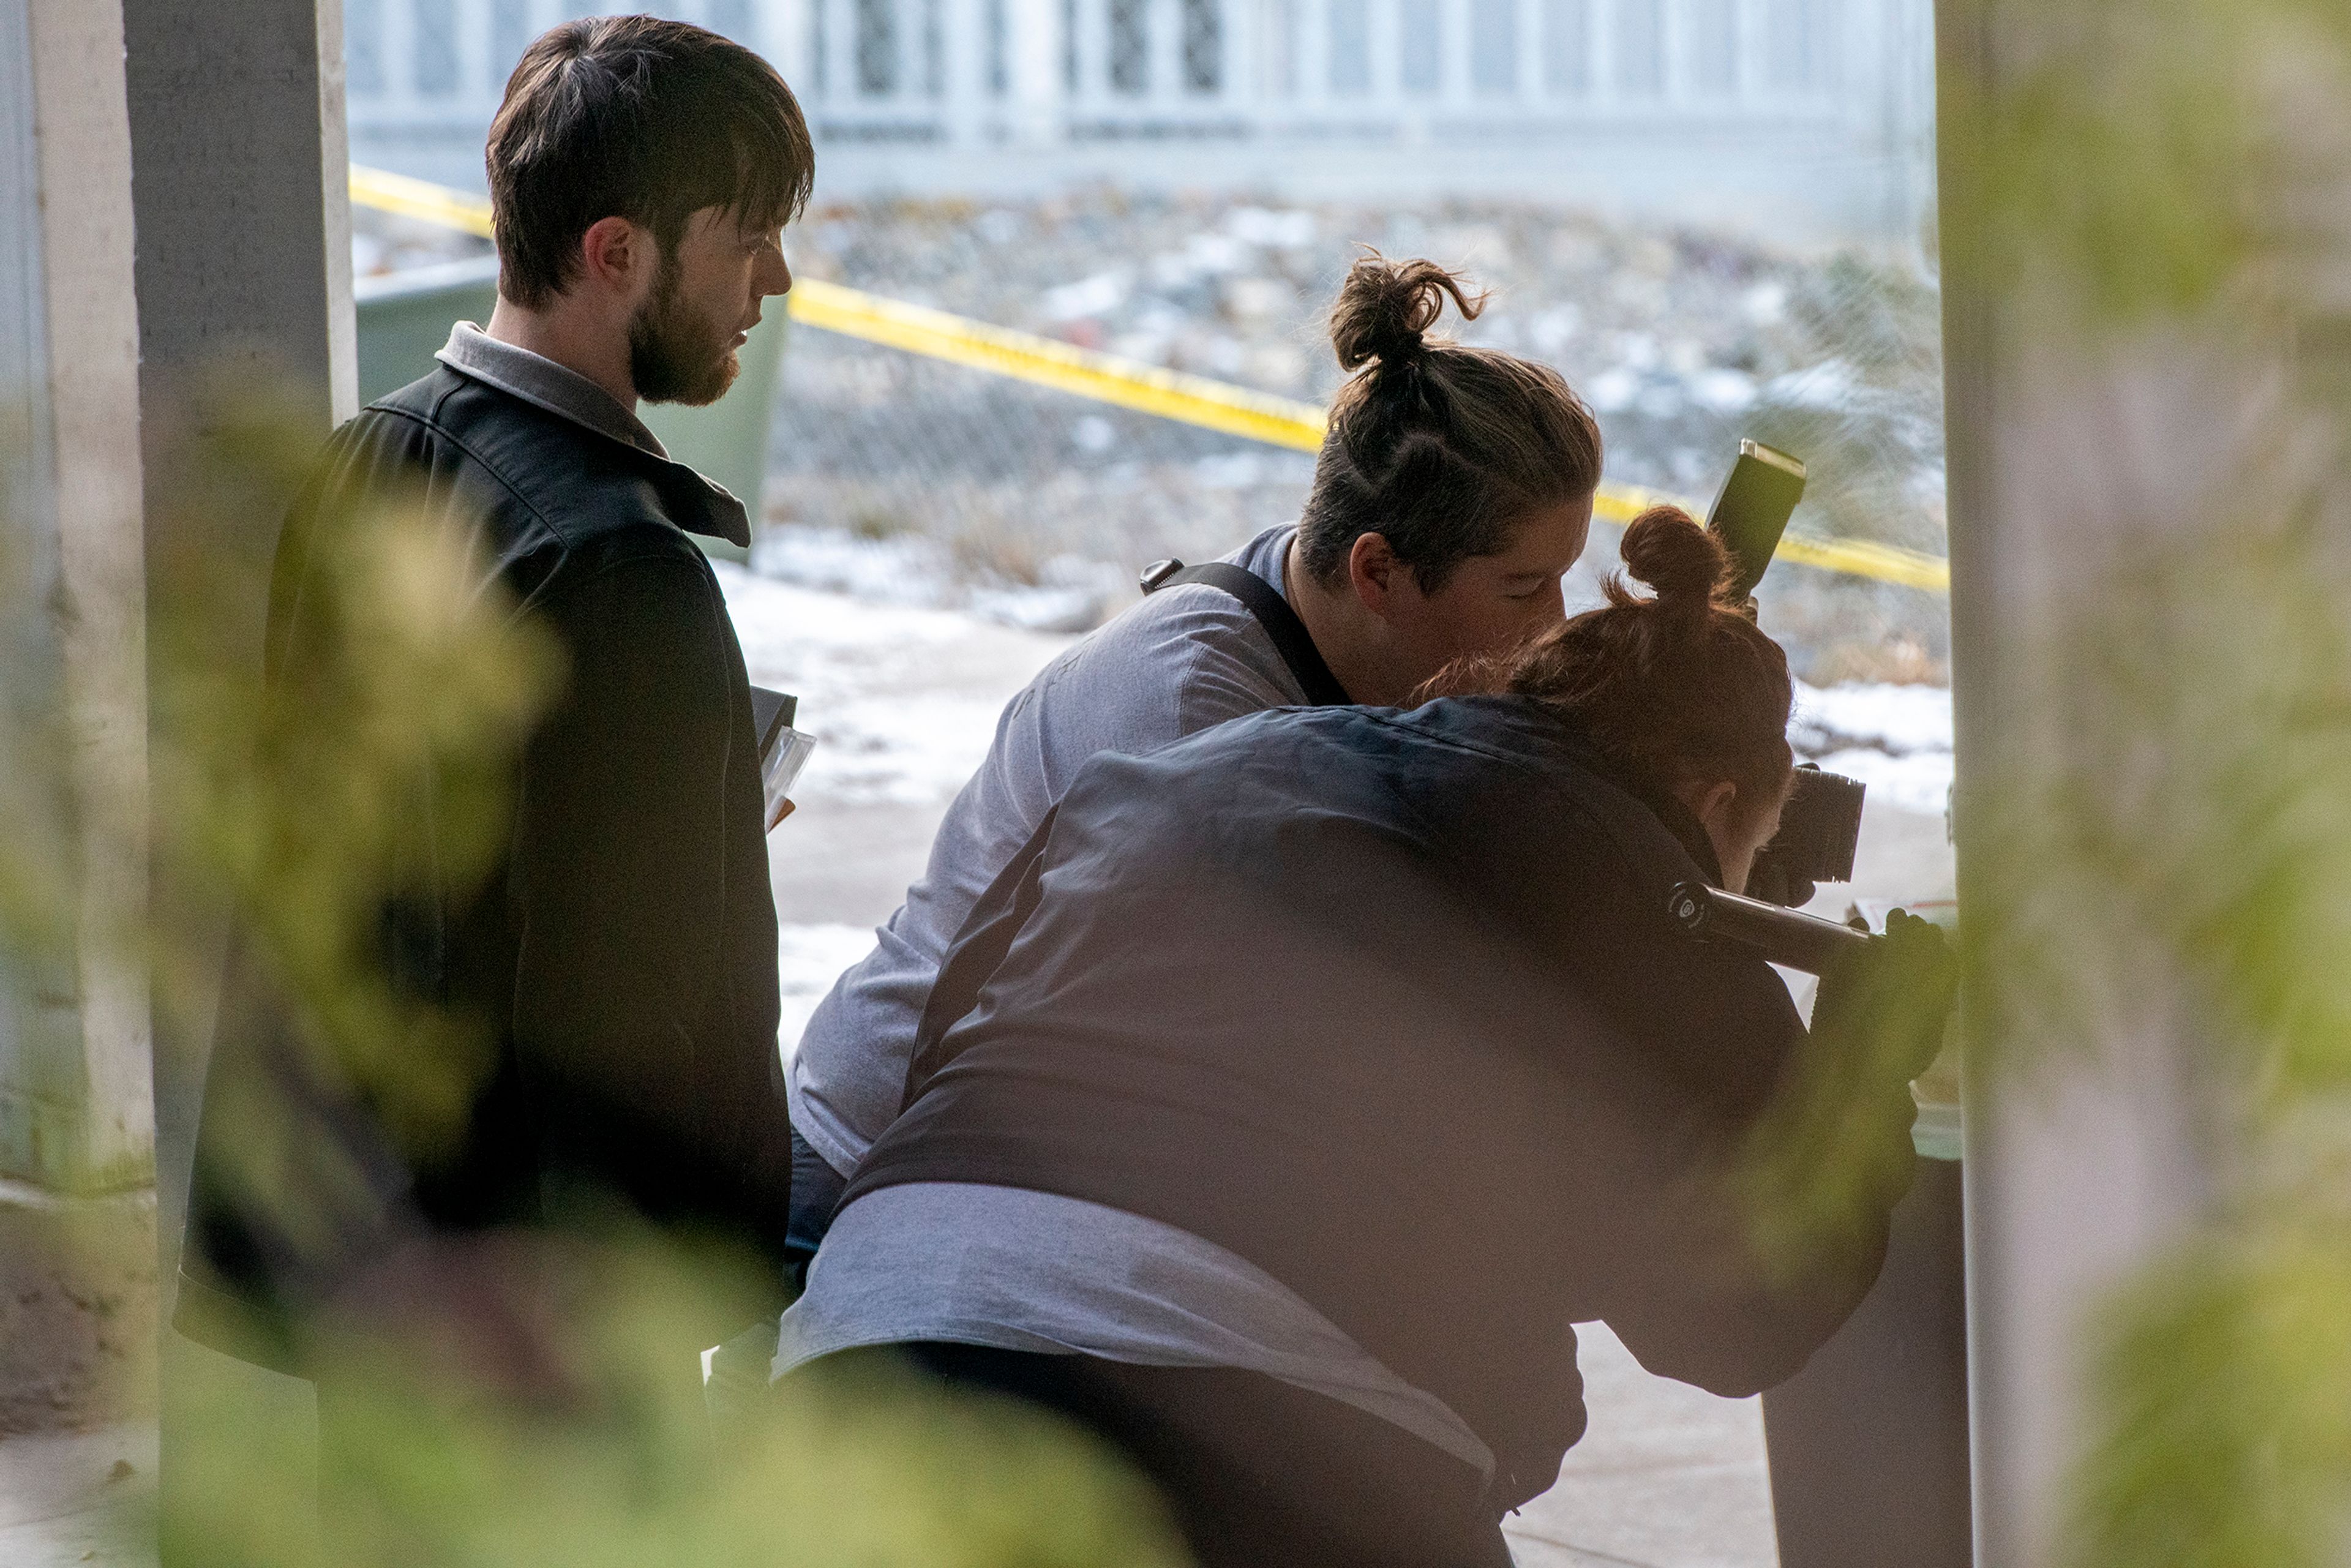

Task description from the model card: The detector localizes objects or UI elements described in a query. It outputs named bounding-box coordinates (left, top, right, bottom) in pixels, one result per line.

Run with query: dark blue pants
left=783, top=1121, right=847, bottom=1291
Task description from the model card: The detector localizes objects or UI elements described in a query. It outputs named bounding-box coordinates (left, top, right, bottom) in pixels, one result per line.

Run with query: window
left=1182, top=0, right=1223, bottom=94
left=1329, top=0, right=1371, bottom=95
left=414, top=0, right=460, bottom=97
left=490, top=0, right=533, bottom=85
left=1543, top=0, right=1589, bottom=94
left=1471, top=0, right=1517, bottom=94
left=1765, top=0, right=1843, bottom=94
left=1400, top=0, right=1443, bottom=94
left=347, top=0, right=385, bottom=95
left=1110, top=0, right=1151, bottom=95
left=857, top=0, right=899, bottom=95
left=1613, top=0, right=1664, bottom=97
left=1684, top=0, right=1738, bottom=95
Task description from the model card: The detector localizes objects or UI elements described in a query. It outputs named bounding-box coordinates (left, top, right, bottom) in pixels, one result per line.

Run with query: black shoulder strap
left=1145, top=560, right=1350, bottom=707
left=901, top=804, right=1062, bottom=1114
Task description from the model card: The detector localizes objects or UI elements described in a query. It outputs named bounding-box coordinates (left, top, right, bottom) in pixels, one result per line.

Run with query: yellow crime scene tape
left=349, top=167, right=1951, bottom=594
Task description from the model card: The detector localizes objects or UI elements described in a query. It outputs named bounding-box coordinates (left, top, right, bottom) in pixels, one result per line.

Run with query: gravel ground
left=355, top=190, right=1954, bottom=683
left=765, top=189, right=1951, bottom=682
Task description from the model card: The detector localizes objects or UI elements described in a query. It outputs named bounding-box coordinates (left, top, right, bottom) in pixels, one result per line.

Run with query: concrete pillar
left=0, top=0, right=160, bottom=1431
left=120, top=0, right=356, bottom=1288
left=1935, top=1, right=2255, bottom=1561
left=116, top=1, right=356, bottom=1544
left=0, top=0, right=155, bottom=1198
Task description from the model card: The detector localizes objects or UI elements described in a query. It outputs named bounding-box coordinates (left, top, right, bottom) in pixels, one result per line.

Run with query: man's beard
left=628, top=256, right=740, bottom=407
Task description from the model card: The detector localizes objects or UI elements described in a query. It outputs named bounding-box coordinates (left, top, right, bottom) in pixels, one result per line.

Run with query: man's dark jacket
left=865, top=697, right=1912, bottom=1509
left=177, top=366, right=789, bottom=1370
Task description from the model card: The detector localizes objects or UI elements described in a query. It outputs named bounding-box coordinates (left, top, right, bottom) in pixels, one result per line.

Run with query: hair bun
left=1329, top=253, right=1485, bottom=372
left=1618, top=505, right=1731, bottom=606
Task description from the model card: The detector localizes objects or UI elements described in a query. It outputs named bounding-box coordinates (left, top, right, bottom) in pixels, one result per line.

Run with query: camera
left=1754, top=763, right=1866, bottom=888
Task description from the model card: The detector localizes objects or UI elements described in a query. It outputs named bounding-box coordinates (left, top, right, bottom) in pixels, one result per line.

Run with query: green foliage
left=1, top=391, right=1190, bottom=1564
left=156, top=1229, right=1188, bottom=1568
left=1940, top=0, right=2351, bottom=324
left=1961, top=522, right=2351, bottom=1568
left=2069, top=1220, right=2351, bottom=1568
left=1940, top=3, right=2351, bottom=1561
left=1967, top=522, right=2351, bottom=1101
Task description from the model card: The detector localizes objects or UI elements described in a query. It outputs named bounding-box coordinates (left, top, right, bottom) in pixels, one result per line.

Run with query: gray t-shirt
left=786, top=525, right=1305, bottom=1176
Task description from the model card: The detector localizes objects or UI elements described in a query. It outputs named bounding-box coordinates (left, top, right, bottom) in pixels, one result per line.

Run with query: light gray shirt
left=786, top=525, right=1307, bottom=1176
left=435, top=323, right=669, bottom=459
left=778, top=1182, right=1495, bottom=1482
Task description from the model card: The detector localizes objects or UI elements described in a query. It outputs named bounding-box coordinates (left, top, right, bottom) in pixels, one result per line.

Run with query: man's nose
left=758, top=249, right=793, bottom=298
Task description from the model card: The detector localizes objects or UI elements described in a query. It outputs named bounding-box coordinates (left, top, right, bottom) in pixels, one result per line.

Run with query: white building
left=347, top=0, right=1937, bottom=246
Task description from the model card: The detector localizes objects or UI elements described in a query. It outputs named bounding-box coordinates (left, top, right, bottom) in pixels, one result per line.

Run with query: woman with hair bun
left=781, top=508, right=1950, bottom=1567
left=785, top=254, right=1610, bottom=1264
left=1288, top=253, right=1607, bottom=692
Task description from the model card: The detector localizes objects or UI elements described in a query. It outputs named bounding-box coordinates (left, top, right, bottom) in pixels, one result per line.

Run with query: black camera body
left=1755, top=763, right=1867, bottom=887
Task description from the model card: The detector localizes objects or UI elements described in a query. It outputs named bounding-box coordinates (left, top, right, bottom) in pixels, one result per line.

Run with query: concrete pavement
left=0, top=1423, right=156, bottom=1567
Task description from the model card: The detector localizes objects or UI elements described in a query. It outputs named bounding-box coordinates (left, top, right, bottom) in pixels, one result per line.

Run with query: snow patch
left=1793, top=680, right=1953, bottom=756
left=1791, top=680, right=1954, bottom=817
left=713, top=561, right=1074, bottom=807
left=776, top=923, right=882, bottom=1060
left=749, top=525, right=1114, bottom=633
left=1813, top=747, right=1955, bottom=817
left=1043, top=269, right=1133, bottom=321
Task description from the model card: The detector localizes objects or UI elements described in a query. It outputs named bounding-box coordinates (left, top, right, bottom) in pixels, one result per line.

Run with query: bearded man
left=176, top=17, right=811, bottom=1383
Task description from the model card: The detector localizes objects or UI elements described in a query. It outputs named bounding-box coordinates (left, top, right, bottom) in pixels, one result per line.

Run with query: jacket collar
left=433, top=324, right=751, bottom=549
left=437, top=323, right=666, bottom=457
left=1430, top=697, right=1729, bottom=887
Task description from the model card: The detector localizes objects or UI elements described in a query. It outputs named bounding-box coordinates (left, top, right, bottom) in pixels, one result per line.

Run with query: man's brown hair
left=487, top=17, right=814, bottom=309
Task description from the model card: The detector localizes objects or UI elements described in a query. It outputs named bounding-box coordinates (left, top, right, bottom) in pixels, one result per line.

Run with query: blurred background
left=347, top=0, right=1951, bottom=677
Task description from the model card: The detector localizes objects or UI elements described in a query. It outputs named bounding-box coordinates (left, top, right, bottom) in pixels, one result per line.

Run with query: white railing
left=344, top=0, right=1901, bottom=148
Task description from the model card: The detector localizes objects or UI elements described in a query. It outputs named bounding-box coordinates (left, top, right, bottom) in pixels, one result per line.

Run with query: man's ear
left=1348, top=531, right=1415, bottom=619
left=577, top=216, right=654, bottom=298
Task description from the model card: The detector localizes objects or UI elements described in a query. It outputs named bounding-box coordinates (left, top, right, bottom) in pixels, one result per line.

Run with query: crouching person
left=778, top=509, right=1950, bottom=1567
left=783, top=254, right=1607, bottom=1270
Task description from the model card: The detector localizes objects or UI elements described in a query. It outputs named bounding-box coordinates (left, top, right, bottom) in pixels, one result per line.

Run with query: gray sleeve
left=785, top=587, right=1305, bottom=1175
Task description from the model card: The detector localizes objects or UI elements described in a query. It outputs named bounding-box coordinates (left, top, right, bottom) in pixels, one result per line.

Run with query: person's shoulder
left=371, top=369, right=716, bottom=546
left=1083, top=579, right=1302, bottom=700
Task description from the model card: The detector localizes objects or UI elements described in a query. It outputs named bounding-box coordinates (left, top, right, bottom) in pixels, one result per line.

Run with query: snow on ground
left=1793, top=679, right=1954, bottom=816
left=715, top=561, right=1078, bottom=806
left=1811, top=746, right=1954, bottom=817
left=715, top=560, right=1080, bottom=1056
left=1794, top=678, right=1953, bottom=755
left=716, top=557, right=1957, bottom=1054
left=748, top=523, right=1119, bottom=633
left=719, top=555, right=1958, bottom=825
left=774, top=923, right=884, bottom=1060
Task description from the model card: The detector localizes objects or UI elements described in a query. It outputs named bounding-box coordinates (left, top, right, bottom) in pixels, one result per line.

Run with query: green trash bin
left=353, top=257, right=788, bottom=559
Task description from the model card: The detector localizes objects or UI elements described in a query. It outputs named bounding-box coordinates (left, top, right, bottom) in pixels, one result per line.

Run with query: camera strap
left=1141, top=559, right=1350, bottom=707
